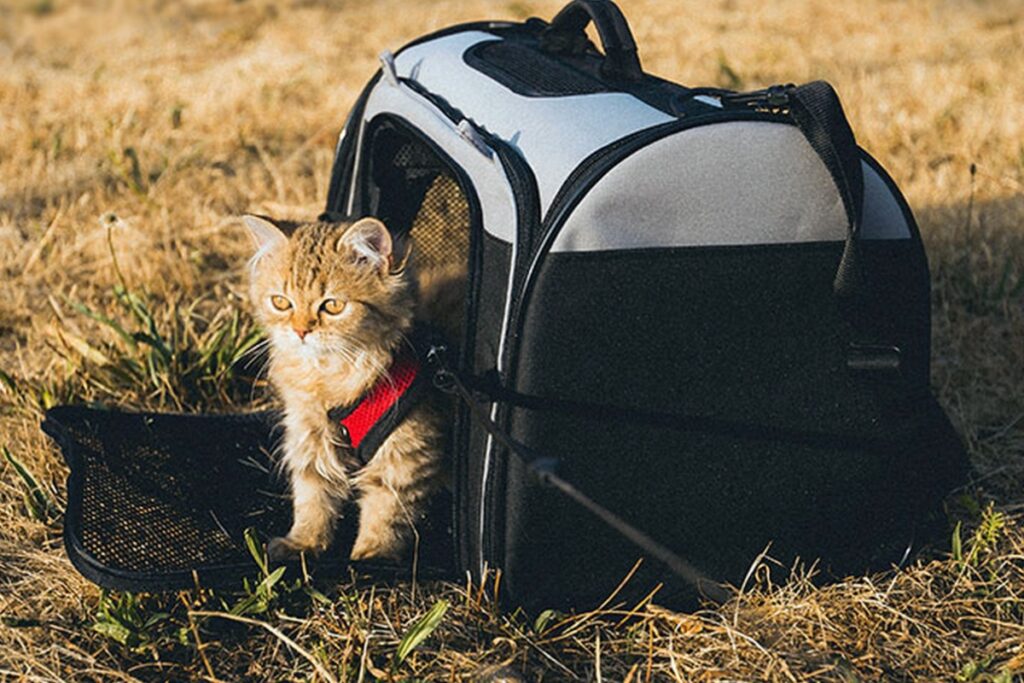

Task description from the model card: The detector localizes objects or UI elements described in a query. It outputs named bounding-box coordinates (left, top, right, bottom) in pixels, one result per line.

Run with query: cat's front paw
left=267, top=535, right=315, bottom=564
left=349, top=531, right=404, bottom=562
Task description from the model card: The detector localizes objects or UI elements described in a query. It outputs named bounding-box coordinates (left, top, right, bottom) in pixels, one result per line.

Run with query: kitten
left=244, top=214, right=456, bottom=562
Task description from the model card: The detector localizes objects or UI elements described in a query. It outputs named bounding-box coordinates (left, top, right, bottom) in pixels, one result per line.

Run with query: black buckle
left=426, top=345, right=457, bottom=394
left=846, top=344, right=902, bottom=375
left=766, top=84, right=791, bottom=108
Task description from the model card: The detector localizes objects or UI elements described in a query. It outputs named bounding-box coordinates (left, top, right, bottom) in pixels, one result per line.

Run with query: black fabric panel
left=456, top=232, right=513, bottom=574
left=519, top=241, right=931, bottom=425
left=498, top=241, right=965, bottom=609
left=503, top=398, right=962, bottom=609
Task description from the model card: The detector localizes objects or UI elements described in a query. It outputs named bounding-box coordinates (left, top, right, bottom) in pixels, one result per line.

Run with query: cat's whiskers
left=243, top=337, right=272, bottom=369
left=355, top=344, right=401, bottom=396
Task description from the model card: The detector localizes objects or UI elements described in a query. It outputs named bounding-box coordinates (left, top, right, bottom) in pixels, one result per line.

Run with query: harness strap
left=329, top=343, right=429, bottom=466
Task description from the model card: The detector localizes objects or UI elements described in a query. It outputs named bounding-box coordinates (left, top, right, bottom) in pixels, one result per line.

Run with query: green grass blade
left=230, top=329, right=265, bottom=366
left=66, top=299, right=137, bottom=350
left=56, top=328, right=112, bottom=366
left=2, top=446, right=58, bottom=521
left=196, top=325, right=230, bottom=373
left=133, top=332, right=173, bottom=364
left=93, top=619, right=133, bottom=646
left=0, top=368, right=17, bottom=396
left=244, top=527, right=269, bottom=576
left=260, top=566, right=286, bottom=595
left=303, top=585, right=332, bottom=606
left=533, top=609, right=560, bottom=634
left=393, top=600, right=449, bottom=670
left=951, top=521, right=963, bottom=563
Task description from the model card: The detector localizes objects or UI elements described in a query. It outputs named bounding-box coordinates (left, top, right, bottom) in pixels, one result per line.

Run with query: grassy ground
left=1, top=0, right=1022, bottom=680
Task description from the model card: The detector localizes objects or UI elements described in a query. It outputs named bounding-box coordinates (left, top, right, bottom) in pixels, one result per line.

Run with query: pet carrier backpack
left=45, top=0, right=967, bottom=608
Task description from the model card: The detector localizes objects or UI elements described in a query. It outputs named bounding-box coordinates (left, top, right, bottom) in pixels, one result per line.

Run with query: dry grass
left=1, top=0, right=1022, bottom=680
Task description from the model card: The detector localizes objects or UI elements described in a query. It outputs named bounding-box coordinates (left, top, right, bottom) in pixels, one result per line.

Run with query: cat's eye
left=269, top=295, right=292, bottom=311
left=320, top=298, right=346, bottom=316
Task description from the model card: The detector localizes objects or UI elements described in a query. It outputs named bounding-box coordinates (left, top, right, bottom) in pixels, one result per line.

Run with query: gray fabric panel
left=394, top=32, right=674, bottom=213
left=361, top=78, right=518, bottom=243
left=551, top=122, right=910, bottom=253
left=860, top=161, right=911, bottom=240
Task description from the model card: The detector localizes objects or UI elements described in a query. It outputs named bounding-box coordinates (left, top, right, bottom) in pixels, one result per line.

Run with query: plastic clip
left=766, top=84, right=791, bottom=108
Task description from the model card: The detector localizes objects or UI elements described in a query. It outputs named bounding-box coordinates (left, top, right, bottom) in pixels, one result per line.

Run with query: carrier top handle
left=540, top=0, right=644, bottom=82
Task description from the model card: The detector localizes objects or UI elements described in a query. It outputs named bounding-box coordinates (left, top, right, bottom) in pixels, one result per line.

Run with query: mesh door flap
left=44, top=406, right=452, bottom=592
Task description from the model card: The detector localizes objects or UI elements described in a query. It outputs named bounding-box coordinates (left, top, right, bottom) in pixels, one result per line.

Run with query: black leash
left=455, top=370, right=909, bottom=455
left=427, top=345, right=735, bottom=605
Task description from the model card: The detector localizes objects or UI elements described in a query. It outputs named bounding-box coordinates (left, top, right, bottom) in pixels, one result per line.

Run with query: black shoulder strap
left=724, top=81, right=868, bottom=305
left=787, top=81, right=867, bottom=302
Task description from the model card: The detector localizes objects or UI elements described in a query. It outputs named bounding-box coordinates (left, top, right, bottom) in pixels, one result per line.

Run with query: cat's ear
left=243, top=215, right=288, bottom=256
left=337, top=217, right=392, bottom=272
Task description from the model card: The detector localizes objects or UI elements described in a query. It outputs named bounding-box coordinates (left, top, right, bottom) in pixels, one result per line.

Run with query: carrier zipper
left=719, top=83, right=793, bottom=112
left=472, top=132, right=540, bottom=572
left=402, top=77, right=543, bottom=571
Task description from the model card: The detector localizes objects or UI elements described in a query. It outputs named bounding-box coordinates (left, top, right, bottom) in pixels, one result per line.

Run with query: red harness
left=331, top=346, right=426, bottom=464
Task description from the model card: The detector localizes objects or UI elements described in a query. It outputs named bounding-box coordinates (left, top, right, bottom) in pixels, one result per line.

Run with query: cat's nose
left=293, top=326, right=310, bottom=340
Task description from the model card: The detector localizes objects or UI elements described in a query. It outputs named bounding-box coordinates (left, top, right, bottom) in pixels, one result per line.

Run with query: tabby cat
left=244, top=214, right=459, bottom=562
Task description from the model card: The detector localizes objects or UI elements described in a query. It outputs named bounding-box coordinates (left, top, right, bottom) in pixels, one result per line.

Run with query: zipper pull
left=457, top=119, right=495, bottom=160
left=723, top=83, right=793, bottom=112
left=379, top=50, right=399, bottom=86
left=765, top=84, right=791, bottom=108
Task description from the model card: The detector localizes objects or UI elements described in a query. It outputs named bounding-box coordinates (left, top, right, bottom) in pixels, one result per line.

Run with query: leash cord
left=427, top=345, right=735, bottom=605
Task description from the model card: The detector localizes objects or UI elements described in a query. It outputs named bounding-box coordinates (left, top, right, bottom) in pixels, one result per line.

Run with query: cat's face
left=245, top=216, right=414, bottom=362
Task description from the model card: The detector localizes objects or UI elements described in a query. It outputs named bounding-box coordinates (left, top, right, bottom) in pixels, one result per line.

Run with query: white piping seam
left=345, top=119, right=365, bottom=218
left=478, top=216, right=517, bottom=577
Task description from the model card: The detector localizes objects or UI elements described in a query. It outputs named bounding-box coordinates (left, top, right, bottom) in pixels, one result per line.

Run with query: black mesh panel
left=367, top=120, right=471, bottom=272
left=465, top=40, right=608, bottom=97
left=45, top=406, right=452, bottom=591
